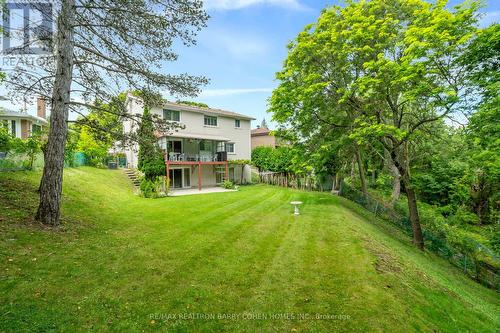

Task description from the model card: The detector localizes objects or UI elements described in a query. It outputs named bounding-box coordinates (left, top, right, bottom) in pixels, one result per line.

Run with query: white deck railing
left=166, top=152, right=226, bottom=162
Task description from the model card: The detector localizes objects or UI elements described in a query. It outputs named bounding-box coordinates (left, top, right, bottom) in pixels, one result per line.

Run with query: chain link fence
left=339, top=182, right=499, bottom=290
left=0, top=152, right=44, bottom=171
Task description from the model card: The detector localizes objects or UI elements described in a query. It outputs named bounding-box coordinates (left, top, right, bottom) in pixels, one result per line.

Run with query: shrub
left=140, top=179, right=155, bottom=198
left=448, top=207, right=480, bottom=226
left=0, top=159, right=18, bottom=169
left=140, top=156, right=165, bottom=181
left=0, top=127, right=11, bottom=153
left=222, top=180, right=235, bottom=189
left=140, top=176, right=168, bottom=198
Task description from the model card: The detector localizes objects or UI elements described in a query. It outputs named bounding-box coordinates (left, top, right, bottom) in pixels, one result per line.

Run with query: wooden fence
left=258, top=172, right=323, bottom=191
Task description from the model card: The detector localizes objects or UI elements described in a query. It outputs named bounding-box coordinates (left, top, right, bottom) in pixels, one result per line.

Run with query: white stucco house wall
left=0, top=98, right=48, bottom=139
left=122, top=93, right=254, bottom=190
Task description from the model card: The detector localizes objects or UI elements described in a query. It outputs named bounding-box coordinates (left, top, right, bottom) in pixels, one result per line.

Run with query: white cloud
left=199, top=88, right=273, bottom=97
left=203, top=0, right=308, bottom=11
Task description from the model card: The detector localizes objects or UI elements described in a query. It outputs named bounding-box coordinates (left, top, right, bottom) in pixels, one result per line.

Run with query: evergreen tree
left=137, top=108, right=165, bottom=181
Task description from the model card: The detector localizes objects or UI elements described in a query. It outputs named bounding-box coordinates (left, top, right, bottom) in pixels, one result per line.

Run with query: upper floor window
left=235, top=119, right=241, bottom=128
left=204, top=115, right=217, bottom=127
left=163, top=109, right=180, bottom=122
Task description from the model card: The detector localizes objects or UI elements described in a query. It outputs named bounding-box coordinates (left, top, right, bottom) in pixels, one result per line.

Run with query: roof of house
left=162, top=101, right=256, bottom=121
left=251, top=127, right=271, bottom=136
left=0, top=108, right=48, bottom=124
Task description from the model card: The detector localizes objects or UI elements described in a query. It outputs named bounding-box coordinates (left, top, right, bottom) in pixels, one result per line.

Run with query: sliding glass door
left=183, top=168, right=191, bottom=188
left=169, top=169, right=183, bottom=188
left=169, top=168, right=191, bottom=189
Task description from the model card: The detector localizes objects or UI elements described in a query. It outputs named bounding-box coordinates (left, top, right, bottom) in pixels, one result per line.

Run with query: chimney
left=37, top=97, right=46, bottom=119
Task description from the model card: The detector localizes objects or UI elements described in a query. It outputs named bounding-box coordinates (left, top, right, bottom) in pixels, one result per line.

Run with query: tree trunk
left=29, top=152, right=35, bottom=170
left=35, top=0, right=76, bottom=226
left=388, top=157, right=401, bottom=206
left=350, top=155, right=356, bottom=179
left=240, top=164, right=244, bottom=184
left=331, top=173, right=342, bottom=194
left=403, top=175, right=424, bottom=250
left=390, top=145, right=424, bottom=250
left=356, top=148, right=368, bottom=196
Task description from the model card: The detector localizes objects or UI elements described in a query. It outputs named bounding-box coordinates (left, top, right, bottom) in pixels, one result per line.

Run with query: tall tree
left=461, top=24, right=500, bottom=224
left=137, top=107, right=165, bottom=181
left=270, top=0, right=479, bottom=249
left=5, top=0, right=208, bottom=225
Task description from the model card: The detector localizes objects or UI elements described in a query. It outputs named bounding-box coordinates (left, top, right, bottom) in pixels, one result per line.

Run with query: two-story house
left=123, top=93, right=254, bottom=190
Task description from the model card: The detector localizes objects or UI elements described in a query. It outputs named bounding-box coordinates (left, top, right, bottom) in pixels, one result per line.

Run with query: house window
left=163, top=109, right=180, bottom=122
left=226, top=142, right=235, bottom=154
left=216, top=142, right=225, bottom=152
left=235, top=119, right=241, bottom=128
left=11, top=120, right=16, bottom=137
left=167, top=140, right=182, bottom=153
left=204, top=115, right=217, bottom=127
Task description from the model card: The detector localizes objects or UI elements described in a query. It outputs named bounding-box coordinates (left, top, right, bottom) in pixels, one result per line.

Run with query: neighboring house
left=251, top=127, right=277, bottom=150
left=122, top=93, right=255, bottom=190
left=0, top=98, right=48, bottom=139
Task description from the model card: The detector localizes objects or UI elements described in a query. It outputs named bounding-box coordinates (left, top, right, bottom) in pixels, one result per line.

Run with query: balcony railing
left=166, top=151, right=227, bottom=162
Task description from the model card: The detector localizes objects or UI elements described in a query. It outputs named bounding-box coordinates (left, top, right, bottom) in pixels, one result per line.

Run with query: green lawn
left=0, top=167, right=498, bottom=332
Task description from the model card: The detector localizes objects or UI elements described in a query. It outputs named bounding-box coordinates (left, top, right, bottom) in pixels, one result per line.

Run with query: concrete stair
left=124, top=169, right=140, bottom=187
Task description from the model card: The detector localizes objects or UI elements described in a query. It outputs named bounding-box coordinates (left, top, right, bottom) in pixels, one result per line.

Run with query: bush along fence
left=1, top=152, right=126, bottom=171
left=0, top=152, right=44, bottom=171
left=339, top=182, right=499, bottom=291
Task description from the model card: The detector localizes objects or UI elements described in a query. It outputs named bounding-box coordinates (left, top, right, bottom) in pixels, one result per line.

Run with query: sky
left=1, top=0, right=499, bottom=128
left=166, top=0, right=500, bottom=128
left=167, top=0, right=341, bottom=128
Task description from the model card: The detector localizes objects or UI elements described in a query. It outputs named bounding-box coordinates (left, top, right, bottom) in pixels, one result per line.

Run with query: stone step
left=124, top=170, right=140, bottom=187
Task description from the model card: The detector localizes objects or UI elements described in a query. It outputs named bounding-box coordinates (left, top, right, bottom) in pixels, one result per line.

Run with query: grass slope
left=0, top=167, right=498, bottom=332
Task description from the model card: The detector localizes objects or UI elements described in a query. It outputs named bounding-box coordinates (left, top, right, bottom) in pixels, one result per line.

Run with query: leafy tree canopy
left=176, top=100, right=209, bottom=108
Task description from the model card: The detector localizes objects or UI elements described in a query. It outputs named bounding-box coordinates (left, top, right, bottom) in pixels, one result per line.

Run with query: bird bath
left=290, top=201, right=303, bottom=215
